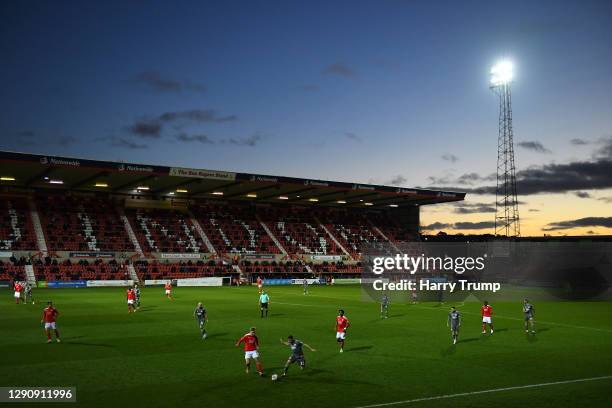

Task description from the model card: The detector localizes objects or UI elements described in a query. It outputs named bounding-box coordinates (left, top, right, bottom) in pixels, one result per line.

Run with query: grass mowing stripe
left=412, top=304, right=612, bottom=333
left=353, top=375, right=612, bottom=408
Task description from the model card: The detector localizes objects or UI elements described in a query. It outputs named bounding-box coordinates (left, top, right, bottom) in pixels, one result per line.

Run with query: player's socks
left=256, top=362, right=263, bottom=375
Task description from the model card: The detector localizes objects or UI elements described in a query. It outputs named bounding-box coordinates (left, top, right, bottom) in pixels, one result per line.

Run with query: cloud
left=441, top=153, right=459, bottom=163
left=543, top=217, right=612, bottom=231
left=428, top=157, right=612, bottom=196
left=594, top=135, right=612, bottom=159
left=158, top=109, right=237, bottom=123
left=517, top=140, right=551, bottom=153
left=343, top=132, right=362, bottom=142
left=323, top=62, right=356, bottom=78
left=175, top=133, right=214, bottom=144
left=128, top=120, right=162, bottom=138
left=421, top=221, right=495, bottom=231
left=598, top=197, right=612, bottom=203
left=573, top=191, right=591, bottom=198
left=57, top=135, right=77, bottom=147
left=14, top=130, right=37, bottom=145
left=388, top=175, right=407, bottom=186
left=133, top=71, right=206, bottom=93
left=528, top=209, right=541, bottom=212
left=422, top=222, right=452, bottom=230
left=95, top=136, right=148, bottom=149
left=126, top=109, right=237, bottom=139
left=570, top=138, right=589, bottom=146
left=453, top=221, right=496, bottom=230
left=225, top=134, right=262, bottom=147
left=453, top=202, right=496, bottom=214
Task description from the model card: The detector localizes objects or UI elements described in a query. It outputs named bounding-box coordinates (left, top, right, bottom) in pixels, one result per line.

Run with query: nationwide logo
left=118, top=164, right=155, bottom=172
left=396, top=188, right=417, bottom=194
left=352, top=184, right=375, bottom=190
left=41, top=157, right=80, bottom=167
left=250, top=175, right=278, bottom=183
left=125, top=165, right=154, bottom=172
left=304, top=180, right=329, bottom=187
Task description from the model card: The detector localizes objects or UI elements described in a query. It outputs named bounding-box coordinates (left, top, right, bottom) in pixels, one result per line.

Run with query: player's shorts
left=336, top=331, right=346, bottom=340
left=244, top=350, right=259, bottom=360
left=127, top=299, right=134, bottom=305
left=165, top=290, right=171, bottom=295
left=451, top=324, right=460, bottom=332
left=482, top=316, right=492, bottom=324
left=524, top=314, right=534, bottom=321
left=289, top=354, right=305, bottom=366
left=257, top=284, right=262, bottom=289
left=14, top=291, right=21, bottom=298
left=44, top=322, right=56, bottom=330
left=260, top=302, right=268, bottom=309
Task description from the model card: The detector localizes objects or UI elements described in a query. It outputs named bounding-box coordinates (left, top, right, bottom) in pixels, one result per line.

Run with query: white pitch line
left=353, top=375, right=612, bottom=408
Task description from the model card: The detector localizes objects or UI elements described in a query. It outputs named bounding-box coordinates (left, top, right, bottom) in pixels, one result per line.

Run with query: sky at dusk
left=1, top=0, right=611, bottom=236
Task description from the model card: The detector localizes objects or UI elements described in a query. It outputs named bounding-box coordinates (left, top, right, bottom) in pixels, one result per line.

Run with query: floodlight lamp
left=490, top=60, right=513, bottom=86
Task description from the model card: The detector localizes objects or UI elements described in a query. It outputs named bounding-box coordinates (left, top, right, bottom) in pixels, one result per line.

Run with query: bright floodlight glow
left=490, top=60, right=513, bottom=86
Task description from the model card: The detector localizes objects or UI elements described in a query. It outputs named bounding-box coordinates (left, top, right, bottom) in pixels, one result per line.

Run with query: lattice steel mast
left=490, top=61, right=520, bottom=237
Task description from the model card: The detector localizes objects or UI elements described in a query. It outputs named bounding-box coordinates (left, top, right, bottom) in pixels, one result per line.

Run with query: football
left=271, top=374, right=278, bottom=381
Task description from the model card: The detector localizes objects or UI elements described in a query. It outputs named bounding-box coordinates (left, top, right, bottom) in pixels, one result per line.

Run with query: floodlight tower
left=490, top=60, right=520, bottom=237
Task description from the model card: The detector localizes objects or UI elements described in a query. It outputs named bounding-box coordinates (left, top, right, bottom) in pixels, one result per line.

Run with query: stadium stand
left=35, top=194, right=133, bottom=252
left=259, top=206, right=341, bottom=255
left=0, top=197, right=37, bottom=251
left=126, top=208, right=202, bottom=254
left=318, top=210, right=387, bottom=258
left=133, top=260, right=235, bottom=281
left=0, top=150, right=465, bottom=284
left=33, top=259, right=131, bottom=281
left=191, top=201, right=281, bottom=254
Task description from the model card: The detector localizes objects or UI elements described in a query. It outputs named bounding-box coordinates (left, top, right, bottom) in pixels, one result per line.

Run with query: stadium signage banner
left=0, top=281, right=10, bottom=288
left=145, top=279, right=173, bottom=286
left=169, top=167, right=236, bottom=181
left=160, top=253, right=201, bottom=259
left=86, top=280, right=134, bottom=287
left=0, top=251, right=12, bottom=258
left=241, top=254, right=276, bottom=261
left=176, top=277, right=224, bottom=287
left=263, top=278, right=292, bottom=285
left=47, top=281, right=87, bottom=288
left=311, top=255, right=343, bottom=262
left=69, top=251, right=115, bottom=258
left=291, top=278, right=323, bottom=285
left=333, top=278, right=361, bottom=284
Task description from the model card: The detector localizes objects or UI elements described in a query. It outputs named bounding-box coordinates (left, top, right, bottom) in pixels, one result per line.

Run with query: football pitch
left=1, top=285, right=611, bottom=408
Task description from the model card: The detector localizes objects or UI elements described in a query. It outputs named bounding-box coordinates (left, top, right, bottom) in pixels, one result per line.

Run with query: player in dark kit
left=381, top=293, right=390, bottom=319
left=194, top=302, right=208, bottom=339
left=447, top=306, right=461, bottom=344
left=523, top=299, right=536, bottom=334
left=134, top=283, right=141, bottom=310
left=280, top=335, right=316, bottom=376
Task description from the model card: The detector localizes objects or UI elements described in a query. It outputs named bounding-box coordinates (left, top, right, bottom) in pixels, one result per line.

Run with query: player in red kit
left=256, top=276, right=263, bottom=294
left=14, top=281, right=23, bottom=304
left=164, top=281, right=173, bottom=300
left=41, top=301, right=60, bottom=343
left=127, top=287, right=136, bottom=313
left=481, top=300, right=493, bottom=335
left=236, top=327, right=264, bottom=376
left=335, top=309, right=350, bottom=353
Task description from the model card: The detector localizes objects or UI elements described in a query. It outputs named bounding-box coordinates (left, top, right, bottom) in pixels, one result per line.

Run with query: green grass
left=1, top=285, right=611, bottom=408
